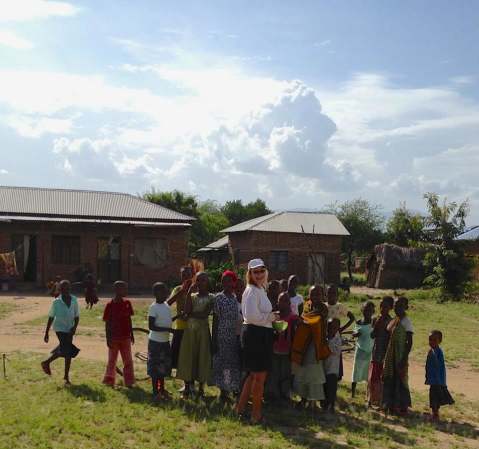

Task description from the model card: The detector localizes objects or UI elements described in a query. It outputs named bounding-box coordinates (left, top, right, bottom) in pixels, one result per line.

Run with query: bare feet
left=41, top=361, right=51, bottom=376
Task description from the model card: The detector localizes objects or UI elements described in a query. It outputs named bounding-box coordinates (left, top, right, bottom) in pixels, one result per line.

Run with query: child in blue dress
left=351, top=301, right=375, bottom=398
left=426, top=330, right=454, bottom=421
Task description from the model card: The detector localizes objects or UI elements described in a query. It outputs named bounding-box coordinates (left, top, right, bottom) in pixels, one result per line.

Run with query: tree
left=422, top=193, right=471, bottom=299
left=222, top=199, right=271, bottom=225
left=197, top=201, right=230, bottom=246
left=386, top=202, right=425, bottom=247
left=325, top=199, right=385, bottom=281
left=143, top=189, right=199, bottom=218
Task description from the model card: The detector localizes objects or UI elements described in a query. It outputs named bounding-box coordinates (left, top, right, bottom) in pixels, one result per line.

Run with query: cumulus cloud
left=5, top=114, right=73, bottom=137
left=0, top=0, right=79, bottom=22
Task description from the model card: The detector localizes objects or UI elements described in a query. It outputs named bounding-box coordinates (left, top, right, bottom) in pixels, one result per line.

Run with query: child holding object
left=41, top=280, right=80, bottom=385
left=368, top=296, right=394, bottom=407
left=265, top=292, right=298, bottom=402
left=291, top=285, right=330, bottom=408
left=425, top=330, right=454, bottom=421
left=148, top=282, right=174, bottom=400
left=351, top=301, right=375, bottom=398
left=102, top=281, right=135, bottom=388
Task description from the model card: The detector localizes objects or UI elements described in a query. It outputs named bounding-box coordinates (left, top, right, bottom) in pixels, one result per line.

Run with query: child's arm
left=71, top=317, right=79, bottom=335
left=340, top=311, right=355, bottom=333
left=44, top=317, right=54, bottom=343
left=148, top=316, right=173, bottom=333
left=400, top=332, right=413, bottom=370
left=167, top=280, right=192, bottom=306
left=129, top=316, right=135, bottom=345
left=105, top=321, right=112, bottom=348
left=211, top=309, right=218, bottom=354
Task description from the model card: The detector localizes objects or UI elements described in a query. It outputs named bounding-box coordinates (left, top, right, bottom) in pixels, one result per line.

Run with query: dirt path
left=1, top=295, right=478, bottom=401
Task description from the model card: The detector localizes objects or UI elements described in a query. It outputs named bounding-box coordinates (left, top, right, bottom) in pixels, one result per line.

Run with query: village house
left=456, top=226, right=479, bottom=280
left=0, top=186, right=193, bottom=290
left=220, top=211, right=349, bottom=284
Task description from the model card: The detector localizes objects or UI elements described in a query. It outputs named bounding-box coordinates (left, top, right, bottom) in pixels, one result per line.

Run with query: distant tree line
left=143, top=189, right=473, bottom=300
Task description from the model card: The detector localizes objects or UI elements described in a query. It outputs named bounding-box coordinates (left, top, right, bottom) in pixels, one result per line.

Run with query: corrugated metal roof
left=0, top=215, right=190, bottom=227
left=197, top=235, right=229, bottom=251
left=0, top=186, right=193, bottom=222
left=222, top=211, right=350, bottom=236
left=456, top=226, right=479, bottom=241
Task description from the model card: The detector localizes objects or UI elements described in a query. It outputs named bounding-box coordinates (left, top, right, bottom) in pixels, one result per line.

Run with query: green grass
left=1, top=353, right=478, bottom=449
left=0, top=302, right=16, bottom=319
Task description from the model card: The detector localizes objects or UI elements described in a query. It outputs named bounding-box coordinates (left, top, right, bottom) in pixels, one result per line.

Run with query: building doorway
left=11, top=234, right=37, bottom=282
left=307, top=253, right=325, bottom=285
left=97, top=236, right=121, bottom=285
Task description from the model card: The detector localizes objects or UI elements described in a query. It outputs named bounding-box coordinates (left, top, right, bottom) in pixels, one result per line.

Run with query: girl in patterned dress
left=212, top=270, right=242, bottom=402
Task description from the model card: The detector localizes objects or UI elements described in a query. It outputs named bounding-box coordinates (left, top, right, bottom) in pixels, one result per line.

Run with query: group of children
left=42, top=269, right=454, bottom=422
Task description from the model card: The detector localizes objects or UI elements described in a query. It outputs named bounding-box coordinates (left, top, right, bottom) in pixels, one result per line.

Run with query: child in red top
left=265, top=292, right=298, bottom=402
left=102, top=280, right=135, bottom=387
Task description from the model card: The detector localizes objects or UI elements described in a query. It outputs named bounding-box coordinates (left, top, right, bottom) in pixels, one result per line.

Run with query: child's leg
left=119, top=339, right=135, bottom=387
left=330, top=375, right=338, bottom=411
left=103, top=341, right=120, bottom=385
left=351, top=382, right=357, bottom=398
left=64, top=357, right=72, bottom=383
left=151, top=376, right=159, bottom=396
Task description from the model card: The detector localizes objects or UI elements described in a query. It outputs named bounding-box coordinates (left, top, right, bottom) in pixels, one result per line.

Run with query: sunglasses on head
left=252, top=268, right=266, bottom=274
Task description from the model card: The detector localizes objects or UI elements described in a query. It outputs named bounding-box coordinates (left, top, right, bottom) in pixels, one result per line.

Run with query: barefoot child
left=41, top=280, right=80, bottom=385
left=102, top=281, right=135, bottom=387
left=323, top=318, right=342, bottom=413
left=425, top=330, right=454, bottom=421
left=382, top=296, right=413, bottom=415
left=266, top=292, right=298, bottom=402
left=148, top=282, right=174, bottom=400
left=84, top=273, right=98, bottom=309
left=291, top=286, right=329, bottom=408
left=177, top=272, right=215, bottom=398
left=368, top=296, right=394, bottom=407
left=351, top=301, right=375, bottom=398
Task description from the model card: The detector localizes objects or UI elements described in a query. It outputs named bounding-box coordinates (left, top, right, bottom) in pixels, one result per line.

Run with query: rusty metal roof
left=0, top=186, right=193, bottom=223
left=222, top=211, right=349, bottom=236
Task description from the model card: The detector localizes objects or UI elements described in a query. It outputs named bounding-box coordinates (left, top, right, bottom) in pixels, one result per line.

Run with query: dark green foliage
left=204, top=261, right=246, bottom=292
left=386, top=202, right=425, bottom=247
left=422, top=193, right=472, bottom=300
left=325, top=199, right=385, bottom=282
left=221, top=199, right=271, bottom=225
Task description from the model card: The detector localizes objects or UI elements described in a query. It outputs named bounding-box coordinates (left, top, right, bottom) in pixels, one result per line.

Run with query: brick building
left=222, top=211, right=349, bottom=284
left=0, top=186, right=193, bottom=290
left=456, top=226, right=479, bottom=280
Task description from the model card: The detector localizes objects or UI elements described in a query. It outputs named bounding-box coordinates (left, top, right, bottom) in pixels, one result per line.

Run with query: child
left=41, top=280, right=80, bottom=385
left=102, top=281, right=135, bottom=387
left=288, top=275, right=304, bottom=316
left=267, top=280, right=281, bottom=311
left=176, top=272, right=215, bottom=399
left=425, top=330, right=454, bottom=421
left=303, top=284, right=325, bottom=315
left=266, top=292, right=298, bottom=402
left=351, top=301, right=375, bottom=398
left=212, top=271, right=242, bottom=402
left=382, top=296, right=413, bottom=415
left=323, top=318, right=342, bottom=413
left=84, top=273, right=99, bottom=309
left=291, top=286, right=329, bottom=408
left=280, top=278, right=288, bottom=293
left=368, top=296, right=394, bottom=407
left=147, top=282, right=174, bottom=400
left=49, top=275, right=61, bottom=298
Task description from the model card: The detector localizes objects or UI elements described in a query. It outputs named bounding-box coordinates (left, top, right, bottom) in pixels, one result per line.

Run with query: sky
left=1, top=0, right=479, bottom=222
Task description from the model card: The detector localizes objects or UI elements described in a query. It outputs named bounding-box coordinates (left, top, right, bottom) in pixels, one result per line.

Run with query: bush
left=204, top=261, right=246, bottom=293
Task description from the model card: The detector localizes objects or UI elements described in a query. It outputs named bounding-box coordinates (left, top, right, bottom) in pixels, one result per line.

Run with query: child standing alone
left=148, top=282, right=174, bottom=400
left=102, top=281, right=135, bottom=387
left=425, top=330, right=454, bottom=421
left=351, top=301, right=375, bottom=398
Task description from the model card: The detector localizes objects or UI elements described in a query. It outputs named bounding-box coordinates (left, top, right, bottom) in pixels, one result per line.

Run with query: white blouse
left=241, top=284, right=274, bottom=328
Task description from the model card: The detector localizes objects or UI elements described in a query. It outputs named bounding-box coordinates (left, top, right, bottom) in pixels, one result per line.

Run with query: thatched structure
left=366, top=243, right=426, bottom=289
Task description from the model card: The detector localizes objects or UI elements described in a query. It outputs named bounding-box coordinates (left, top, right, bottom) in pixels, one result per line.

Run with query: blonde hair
left=246, top=268, right=269, bottom=289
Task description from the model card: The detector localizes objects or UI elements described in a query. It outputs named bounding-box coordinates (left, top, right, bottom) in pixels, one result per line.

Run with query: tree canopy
left=386, top=202, right=425, bottom=247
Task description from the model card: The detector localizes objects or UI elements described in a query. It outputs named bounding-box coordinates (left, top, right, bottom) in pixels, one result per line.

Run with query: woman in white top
left=235, top=259, right=276, bottom=424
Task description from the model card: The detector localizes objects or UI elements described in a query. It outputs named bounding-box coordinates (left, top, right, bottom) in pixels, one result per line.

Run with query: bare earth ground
left=1, top=293, right=478, bottom=402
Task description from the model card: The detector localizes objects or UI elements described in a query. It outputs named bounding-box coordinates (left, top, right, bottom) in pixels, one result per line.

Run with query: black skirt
left=241, top=324, right=273, bottom=373
left=429, top=385, right=454, bottom=409
left=147, top=340, right=172, bottom=379
left=171, top=329, right=184, bottom=369
left=52, top=332, right=80, bottom=358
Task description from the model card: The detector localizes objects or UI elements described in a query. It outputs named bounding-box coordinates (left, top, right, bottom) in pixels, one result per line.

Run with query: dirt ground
left=1, top=293, right=478, bottom=401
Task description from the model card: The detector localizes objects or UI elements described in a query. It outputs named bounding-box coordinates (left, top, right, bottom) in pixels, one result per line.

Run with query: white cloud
left=0, top=30, right=34, bottom=49
left=5, top=114, right=73, bottom=138
left=0, top=169, right=8, bottom=175
left=0, top=0, right=79, bottom=22
left=314, top=39, right=331, bottom=47
left=451, top=75, right=475, bottom=85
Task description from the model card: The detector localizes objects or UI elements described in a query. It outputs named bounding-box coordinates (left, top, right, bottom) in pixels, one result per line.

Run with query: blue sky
left=1, top=0, right=479, bottom=221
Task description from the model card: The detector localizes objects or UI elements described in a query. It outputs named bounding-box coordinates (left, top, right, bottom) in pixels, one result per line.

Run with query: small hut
left=366, top=243, right=426, bottom=289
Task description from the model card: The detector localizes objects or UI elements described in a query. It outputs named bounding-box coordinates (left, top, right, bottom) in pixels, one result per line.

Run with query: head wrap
left=222, top=270, right=238, bottom=286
